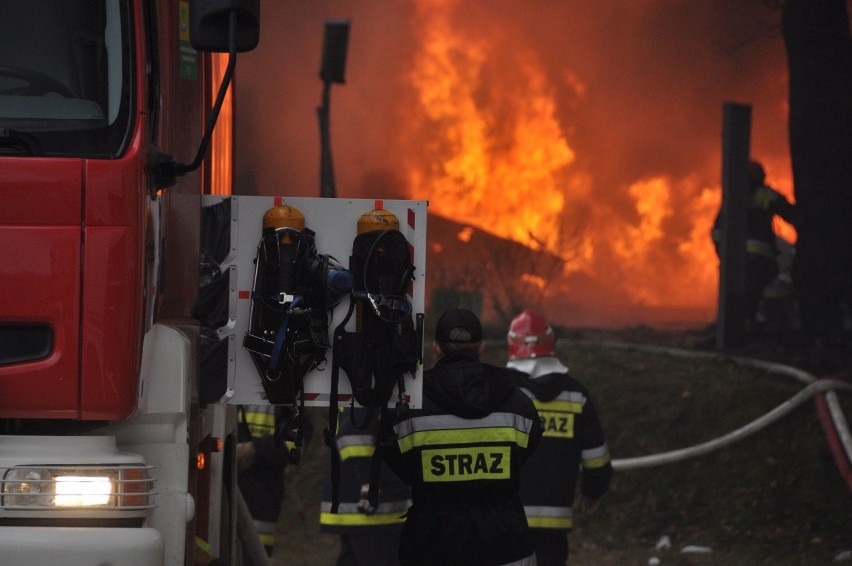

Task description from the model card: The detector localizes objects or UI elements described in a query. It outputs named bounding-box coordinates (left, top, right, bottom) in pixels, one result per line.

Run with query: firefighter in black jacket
left=383, top=308, right=543, bottom=566
left=711, top=160, right=798, bottom=325
left=237, top=404, right=313, bottom=556
left=506, top=309, right=613, bottom=565
left=320, top=406, right=412, bottom=565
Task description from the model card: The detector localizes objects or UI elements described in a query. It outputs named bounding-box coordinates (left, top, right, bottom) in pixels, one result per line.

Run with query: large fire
left=235, top=2, right=799, bottom=326
left=401, top=0, right=795, bottom=326
left=405, top=0, right=571, bottom=254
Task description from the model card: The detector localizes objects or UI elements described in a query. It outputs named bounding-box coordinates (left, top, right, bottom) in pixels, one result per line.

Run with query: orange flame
left=404, top=0, right=795, bottom=325
left=405, top=0, right=571, bottom=254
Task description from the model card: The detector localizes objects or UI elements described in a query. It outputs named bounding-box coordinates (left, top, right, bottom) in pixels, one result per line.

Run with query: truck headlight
left=2, top=466, right=154, bottom=510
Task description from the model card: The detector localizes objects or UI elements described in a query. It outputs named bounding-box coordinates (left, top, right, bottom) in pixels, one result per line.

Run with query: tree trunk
left=783, top=0, right=852, bottom=349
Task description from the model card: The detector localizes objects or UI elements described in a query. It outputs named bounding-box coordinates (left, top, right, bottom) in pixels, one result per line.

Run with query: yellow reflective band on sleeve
left=582, top=444, right=611, bottom=469
left=526, top=516, right=573, bottom=529
left=320, top=511, right=407, bottom=526
left=336, top=434, right=376, bottom=461
left=538, top=411, right=575, bottom=438
left=422, top=446, right=511, bottom=482
left=339, top=444, right=376, bottom=461
left=583, top=453, right=611, bottom=469
left=258, top=532, right=275, bottom=547
left=524, top=505, right=573, bottom=529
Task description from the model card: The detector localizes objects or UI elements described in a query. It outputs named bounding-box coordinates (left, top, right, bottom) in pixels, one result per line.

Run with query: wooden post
left=716, top=102, right=752, bottom=350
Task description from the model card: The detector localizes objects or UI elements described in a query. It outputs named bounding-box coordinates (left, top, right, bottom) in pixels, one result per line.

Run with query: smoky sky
left=235, top=0, right=787, bottom=201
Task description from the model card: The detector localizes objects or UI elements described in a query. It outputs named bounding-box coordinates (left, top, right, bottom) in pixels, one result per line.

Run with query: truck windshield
left=0, top=0, right=132, bottom=158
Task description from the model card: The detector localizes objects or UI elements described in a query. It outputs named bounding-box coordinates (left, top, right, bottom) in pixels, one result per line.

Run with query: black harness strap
left=324, top=229, right=420, bottom=514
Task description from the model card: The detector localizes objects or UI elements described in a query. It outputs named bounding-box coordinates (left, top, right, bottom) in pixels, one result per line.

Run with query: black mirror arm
left=176, top=9, right=238, bottom=176
left=150, top=9, right=241, bottom=197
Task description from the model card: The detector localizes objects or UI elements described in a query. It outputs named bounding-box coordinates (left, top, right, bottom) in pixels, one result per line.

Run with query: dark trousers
left=337, top=532, right=402, bottom=566
left=529, top=528, right=569, bottom=566
left=746, top=255, right=778, bottom=321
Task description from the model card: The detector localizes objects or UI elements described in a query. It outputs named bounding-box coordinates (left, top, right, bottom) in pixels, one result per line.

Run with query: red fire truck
left=0, top=0, right=259, bottom=563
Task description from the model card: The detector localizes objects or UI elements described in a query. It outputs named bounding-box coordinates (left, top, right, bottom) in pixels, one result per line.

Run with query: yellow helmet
left=263, top=204, right=305, bottom=244
left=357, top=208, right=399, bottom=234
left=263, top=204, right=305, bottom=231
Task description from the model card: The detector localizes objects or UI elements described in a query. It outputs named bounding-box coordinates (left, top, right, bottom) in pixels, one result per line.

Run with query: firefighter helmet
left=263, top=204, right=305, bottom=244
left=507, top=309, right=556, bottom=359
left=263, top=204, right=305, bottom=231
left=358, top=208, right=400, bottom=234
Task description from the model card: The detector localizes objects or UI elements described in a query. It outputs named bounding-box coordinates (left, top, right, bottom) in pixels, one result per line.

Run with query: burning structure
left=235, top=1, right=801, bottom=327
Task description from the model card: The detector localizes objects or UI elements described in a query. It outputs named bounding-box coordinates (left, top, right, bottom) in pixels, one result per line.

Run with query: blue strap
left=270, top=295, right=302, bottom=371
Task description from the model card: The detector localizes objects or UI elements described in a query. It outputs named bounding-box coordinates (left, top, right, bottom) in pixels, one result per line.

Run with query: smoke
left=235, top=0, right=790, bottom=326
left=235, top=2, right=417, bottom=197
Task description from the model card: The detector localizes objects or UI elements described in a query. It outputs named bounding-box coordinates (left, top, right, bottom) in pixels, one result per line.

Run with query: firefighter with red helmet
left=506, top=309, right=613, bottom=565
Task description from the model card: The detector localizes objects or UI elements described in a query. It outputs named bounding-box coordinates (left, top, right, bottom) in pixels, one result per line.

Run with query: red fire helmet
left=507, top=308, right=556, bottom=359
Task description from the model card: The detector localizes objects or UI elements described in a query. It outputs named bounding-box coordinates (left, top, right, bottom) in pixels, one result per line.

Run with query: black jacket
left=512, top=367, right=612, bottom=531
left=712, top=184, right=797, bottom=260
left=383, top=350, right=543, bottom=566
left=320, top=407, right=411, bottom=534
left=238, top=405, right=313, bottom=524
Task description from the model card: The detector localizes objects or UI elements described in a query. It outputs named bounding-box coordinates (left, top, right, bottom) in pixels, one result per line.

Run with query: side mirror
left=190, top=0, right=260, bottom=53
left=151, top=0, right=258, bottom=194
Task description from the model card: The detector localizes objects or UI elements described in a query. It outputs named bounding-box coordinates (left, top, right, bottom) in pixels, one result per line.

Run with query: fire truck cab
left=0, top=0, right=258, bottom=563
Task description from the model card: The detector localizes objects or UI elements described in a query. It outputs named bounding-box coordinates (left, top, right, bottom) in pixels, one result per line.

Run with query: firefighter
left=320, top=406, right=412, bottom=565
left=237, top=404, right=313, bottom=557
left=506, top=309, right=613, bottom=566
left=712, top=160, right=798, bottom=326
left=382, top=308, right=543, bottom=566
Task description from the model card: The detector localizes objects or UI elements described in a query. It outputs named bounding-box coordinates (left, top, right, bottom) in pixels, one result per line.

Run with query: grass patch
left=273, top=337, right=852, bottom=565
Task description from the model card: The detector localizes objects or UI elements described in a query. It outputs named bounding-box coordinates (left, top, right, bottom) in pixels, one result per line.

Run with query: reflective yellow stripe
left=258, top=531, right=275, bottom=546
left=245, top=411, right=276, bottom=427
left=398, top=427, right=529, bottom=453
left=582, top=445, right=611, bottom=469
left=244, top=409, right=276, bottom=437
left=422, top=446, right=511, bottom=482
left=527, top=516, right=573, bottom=529
left=395, top=413, right=533, bottom=438
left=339, top=445, right=376, bottom=460
left=746, top=239, right=775, bottom=259
left=337, top=434, right=376, bottom=461
left=533, top=398, right=583, bottom=413
left=583, top=453, right=611, bottom=469
left=320, top=512, right=407, bottom=526
left=195, top=537, right=212, bottom=553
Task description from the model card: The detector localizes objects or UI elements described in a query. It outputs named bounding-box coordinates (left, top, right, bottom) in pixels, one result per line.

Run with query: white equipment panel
left=202, top=196, right=427, bottom=409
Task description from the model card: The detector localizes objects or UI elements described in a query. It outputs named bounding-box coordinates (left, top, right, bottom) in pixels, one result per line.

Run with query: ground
left=270, top=325, right=852, bottom=565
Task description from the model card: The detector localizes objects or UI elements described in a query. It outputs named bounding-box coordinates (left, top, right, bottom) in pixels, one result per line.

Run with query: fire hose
left=578, top=340, right=852, bottom=491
